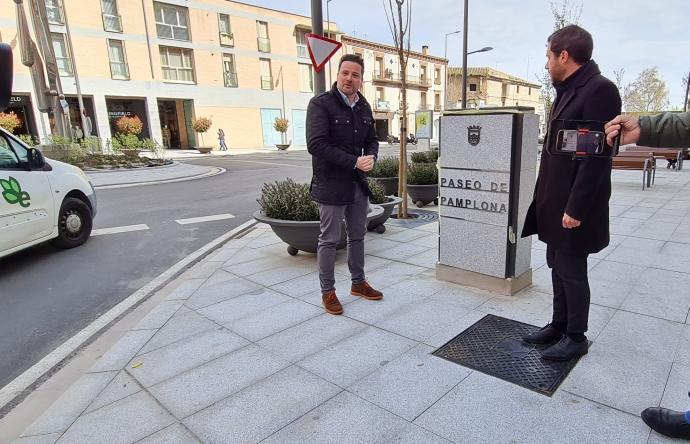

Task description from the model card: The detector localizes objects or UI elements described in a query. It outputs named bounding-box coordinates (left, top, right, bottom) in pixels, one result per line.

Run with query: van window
left=0, top=135, right=20, bottom=169
left=6, top=134, right=29, bottom=163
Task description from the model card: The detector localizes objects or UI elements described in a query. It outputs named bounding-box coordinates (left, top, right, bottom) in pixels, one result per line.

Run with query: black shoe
left=642, top=407, right=690, bottom=439
left=540, top=336, right=588, bottom=361
left=522, top=323, right=564, bottom=345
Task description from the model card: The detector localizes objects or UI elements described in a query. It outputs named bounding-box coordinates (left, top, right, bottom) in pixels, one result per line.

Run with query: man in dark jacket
left=606, top=111, right=690, bottom=440
left=306, top=54, right=383, bottom=315
left=521, top=25, right=621, bottom=360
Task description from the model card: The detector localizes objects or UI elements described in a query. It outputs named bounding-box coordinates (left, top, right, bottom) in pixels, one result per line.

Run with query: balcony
left=219, top=32, right=234, bottom=47
left=434, top=78, right=442, bottom=85
left=102, top=13, right=122, bottom=32
left=375, top=100, right=390, bottom=111
left=224, top=71, right=238, bottom=87
left=260, top=75, right=273, bottom=90
left=257, top=37, right=271, bottom=53
left=373, top=70, right=430, bottom=88
left=296, top=43, right=308, bottom=58
left=434, top=104, right=442, bottom=112
left=418, top=103, right=430, bottom=111
left=110, top=61, right=130, bottom=80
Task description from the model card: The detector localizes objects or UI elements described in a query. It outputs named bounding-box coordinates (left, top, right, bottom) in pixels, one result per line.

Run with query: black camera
left=547, top=119, right=620, bottom=158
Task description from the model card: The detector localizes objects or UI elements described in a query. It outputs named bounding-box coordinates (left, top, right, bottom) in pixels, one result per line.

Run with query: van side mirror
left=27, top=148, right=45, bottom=170
left=0, top=43, right=12, bottom=112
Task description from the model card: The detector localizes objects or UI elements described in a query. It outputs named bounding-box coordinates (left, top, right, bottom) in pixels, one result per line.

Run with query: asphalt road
left=0, top=151, right=313, bottom=389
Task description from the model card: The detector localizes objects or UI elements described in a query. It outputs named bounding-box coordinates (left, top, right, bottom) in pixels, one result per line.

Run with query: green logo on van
left=1, top=177, right=31, bottom=208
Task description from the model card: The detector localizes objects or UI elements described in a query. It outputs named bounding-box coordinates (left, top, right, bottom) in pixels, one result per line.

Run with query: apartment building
left=447, top=67, right=545, bottom=132
left=1, top=0, right=338, bottom=149
left=335, top=36, right=447, bottom=142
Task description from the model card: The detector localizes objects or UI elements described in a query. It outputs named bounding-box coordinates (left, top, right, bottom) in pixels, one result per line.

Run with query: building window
left=296, top=29, right=308, bottom=58
left=101, top=0, right=123, bottom=32
left=434, top=67, right=441, bottom=85
left=260, top=58, right=272, bottom=90
left=469, top=83, right=477, bottom=92
left=154, top=2, right=190, bottom=41
left=218, top=13, right=234, bottom=46
left=256, top=21, right=270, bottom=53
left=434, top=93, right=441, bottom=111
left=223, top=53, right=237, bottom=87
left=159, top=46, right=195, bottom=82
left=528, top=87, right=531, bottom=95
left=516, top=85, right=520, bottom=93
left=51, top=33, right=72, bottom=76
left=107, top=39, right=129, bottom=80
left=298, top=63, right=313, bottom=92
left=45, top=0, right=64, bottom=24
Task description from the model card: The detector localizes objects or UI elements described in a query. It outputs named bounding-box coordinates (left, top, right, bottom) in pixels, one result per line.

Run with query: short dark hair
left=338, top=54, right=365, bottom=73
left=547, top=25, right=593, bottom=65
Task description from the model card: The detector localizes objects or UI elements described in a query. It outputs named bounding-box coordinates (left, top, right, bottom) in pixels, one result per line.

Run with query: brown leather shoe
left=351, top=281, right=383, bottom=300
left=322, top=291, right=343, bottom=315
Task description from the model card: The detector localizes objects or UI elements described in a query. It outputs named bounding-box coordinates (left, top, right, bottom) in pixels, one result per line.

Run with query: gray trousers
left=317, top=184, right=369, bottom=294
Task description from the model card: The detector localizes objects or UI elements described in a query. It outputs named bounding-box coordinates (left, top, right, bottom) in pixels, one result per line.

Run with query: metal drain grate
left=388, top=209, right=439, bottom=226
left=433, top=314, right=582, bottom=396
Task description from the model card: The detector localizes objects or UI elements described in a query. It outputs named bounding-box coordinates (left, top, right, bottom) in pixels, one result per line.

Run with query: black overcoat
left=306, top=83, right=379, bottom=205
left=522, top=61, right=622, bottom=255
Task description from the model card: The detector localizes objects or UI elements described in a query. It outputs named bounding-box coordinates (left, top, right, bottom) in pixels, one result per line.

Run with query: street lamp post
left=326, top=0, right=333, bottom=87
left=461, top=0, right=493, bottom=108
left=310, top=0, right=326, bottom=95
left=444, top=30, right=460, bottom=108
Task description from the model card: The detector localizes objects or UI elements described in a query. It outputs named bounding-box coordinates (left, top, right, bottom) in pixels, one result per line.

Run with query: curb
left=0, top=218, right=257, bottom=418
left=92, top=166, right=225, bottom=189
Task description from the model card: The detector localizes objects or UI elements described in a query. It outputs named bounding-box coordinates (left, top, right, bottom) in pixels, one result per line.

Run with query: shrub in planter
left=0, top=112, right=21, bottom=133
left=193, top=116, right=213, bottom=149
left=18, top=134, right=37, bottom=147
left=115, top=116, right=143, bottom=136
left=407, top=162, right=438, bottom=207
left=367, top=178, right=387, bottom=205
left=369, top=156, right=399, bottom=178
left=367, top=178, right=402, bottom=233
left=369, top=156, right=399, bottom=196
left=411, top=150, right=439, bottom=164
left=407, top=162, right=438, bottom=185
left=257, top=179, right=319, bottom=221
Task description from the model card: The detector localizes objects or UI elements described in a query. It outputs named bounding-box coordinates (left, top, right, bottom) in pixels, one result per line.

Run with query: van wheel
left=52, top=197, right=93, bottom=249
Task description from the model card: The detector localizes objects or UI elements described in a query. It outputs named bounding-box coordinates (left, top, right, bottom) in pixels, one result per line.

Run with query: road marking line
left=91, top=224, right=150, bottom=236
left=175, top=214, right=236, bottom=225
left=0, top=219, right=258, bottom=414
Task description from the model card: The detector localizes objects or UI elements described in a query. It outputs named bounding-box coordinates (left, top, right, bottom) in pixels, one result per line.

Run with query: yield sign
left=306, top=33, right=342, bottom=73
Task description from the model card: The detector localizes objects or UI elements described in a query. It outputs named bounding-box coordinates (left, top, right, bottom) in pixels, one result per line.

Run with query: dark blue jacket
left=306, top=83, right=379, bottom=205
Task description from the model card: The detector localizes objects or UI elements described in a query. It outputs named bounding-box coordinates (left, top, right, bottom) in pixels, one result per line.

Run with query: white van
left=0, top=127, right=96, bottom=259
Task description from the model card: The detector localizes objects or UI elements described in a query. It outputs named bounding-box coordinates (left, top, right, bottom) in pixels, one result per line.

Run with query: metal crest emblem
left=467, top=125, right=481, bottom=146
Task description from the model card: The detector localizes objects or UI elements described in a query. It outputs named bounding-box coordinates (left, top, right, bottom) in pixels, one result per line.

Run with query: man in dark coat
left=306, top=54, right=383, bottom=315
left=521, top=25, right=621, bottom=360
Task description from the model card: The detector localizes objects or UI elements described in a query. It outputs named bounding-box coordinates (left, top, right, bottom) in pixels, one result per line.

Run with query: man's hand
left=356, top=155, right=375, bottom=172
left=605, top=115, right=641, bottom=146
left=562, top=213, right=581, bottom=229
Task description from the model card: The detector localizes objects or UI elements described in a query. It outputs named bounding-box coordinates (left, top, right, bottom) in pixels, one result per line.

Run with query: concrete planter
left=275, top=144, right=290, bottom=150
left=253, top=205, right=384, bottom=255
left=367, top=196, right=403, bottom=233
left=371, top=176, right=398, bottom=196
left=196, top=147, right=213, bottom=154
left=407, top=183, right=438, bottom=207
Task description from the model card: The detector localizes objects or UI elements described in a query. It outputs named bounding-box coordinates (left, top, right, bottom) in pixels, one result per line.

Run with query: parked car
left=0, top=127, right=97, bottom=258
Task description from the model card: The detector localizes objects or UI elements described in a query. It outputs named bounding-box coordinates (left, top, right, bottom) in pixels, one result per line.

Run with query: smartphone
left=557, top=129, right=605, bottom=155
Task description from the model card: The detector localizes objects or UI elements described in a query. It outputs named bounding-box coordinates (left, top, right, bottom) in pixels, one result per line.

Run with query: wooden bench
left=612, top=153, right=656, bottom=190
left=624, top=146, right=687, bottom=170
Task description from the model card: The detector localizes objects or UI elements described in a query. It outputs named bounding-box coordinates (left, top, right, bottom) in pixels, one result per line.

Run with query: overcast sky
left=248, top=0, right=689, bottom=108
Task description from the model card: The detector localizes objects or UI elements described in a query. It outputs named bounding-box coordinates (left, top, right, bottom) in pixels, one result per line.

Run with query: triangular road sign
left=306, top=33, right=342, bottom=73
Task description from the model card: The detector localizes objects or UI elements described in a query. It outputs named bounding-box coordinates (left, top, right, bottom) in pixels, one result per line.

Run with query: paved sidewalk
left=10, top=166, right=690, bottom=443
left=86, top=162, right=222, bottom=188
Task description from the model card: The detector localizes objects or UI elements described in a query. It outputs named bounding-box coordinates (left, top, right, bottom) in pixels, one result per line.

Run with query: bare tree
left=624, top=67, right=669, bottom=112
left=537, top=0, right=583, bottom=117
left=383, top=0, right=412, bottom=218
left=682, top=71, right=689, bottom=112
left=550, top=0, right=583, bottom=31
left=612, top=67, right=627, bottom=110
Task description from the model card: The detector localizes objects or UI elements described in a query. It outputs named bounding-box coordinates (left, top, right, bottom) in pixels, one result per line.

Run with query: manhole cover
left=388, top=209, right=438, bottom=226
left=433, top=314, right=582, bottom=396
